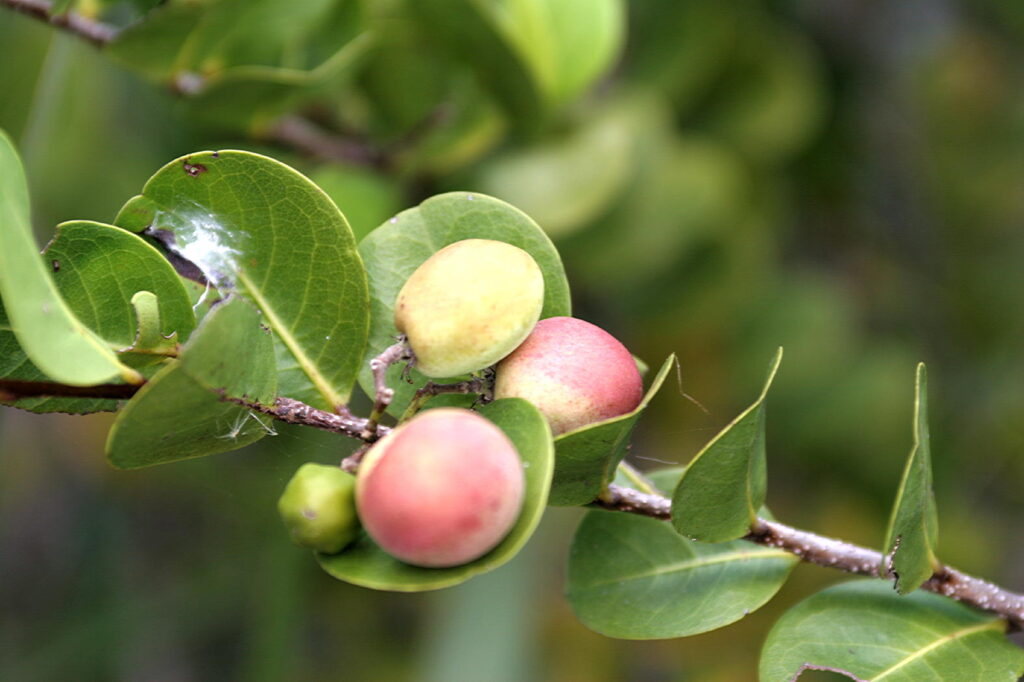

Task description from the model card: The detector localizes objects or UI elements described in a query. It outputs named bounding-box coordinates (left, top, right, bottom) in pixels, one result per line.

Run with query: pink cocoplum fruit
left=493, top=316, right=644, bottom=436
left=356, top=408, right=525, bottom=568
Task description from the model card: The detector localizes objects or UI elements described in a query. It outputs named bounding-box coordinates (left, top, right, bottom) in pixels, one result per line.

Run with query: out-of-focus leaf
left=412, top=0, right=543, bottom=128
left=413, top=0, right=623, bottom=126
left=759, top=580, right=1024, bottom=681
left=699, top=19, right=825, bottom=165
left=106, top=298, right=277, bottom=469
left=317, top=398, right=553, bottom=591
left=0, top=129, right=138, bottom=386
left=882, top=363, right=939, bottom=594
left=564, top=96, right=747, bottom=291
left=357, top=191, right=570, bottom=414
left=548, top=355, right=674, bottom=506
left=182, top=33, right=374, bottom=131
left=114, top=150, right=369, bottom=410
left=671, top=348, right=782, bottom=542
left=505, top=0, right=624, bottom=104
left=309, top=165, right=403, bottom=241
left=568, top=465, right=796, bottom=639
left=475, top=104, right=633, bottom=238
left=108, top=0, right=340, bottom=79
left=626, top=0, right=736, bottom=113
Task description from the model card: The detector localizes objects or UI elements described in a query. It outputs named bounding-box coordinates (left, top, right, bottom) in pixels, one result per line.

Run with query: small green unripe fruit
left=494, top=316, right=644, bottom=436
left=394, top=239, right=544, bottom=378
left=278, top=464, right=360, bottom=554
left=356, top=408, right=525, bottom=567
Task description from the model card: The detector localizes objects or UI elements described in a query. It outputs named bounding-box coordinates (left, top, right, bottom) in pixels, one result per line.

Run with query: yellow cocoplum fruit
left=278, top=463, right=360, bottom=554
left=494, top=316, right=644, bottom=436
left=394, top=239, right=544, bottom=378
left=356, top=407, right=525, bottom=568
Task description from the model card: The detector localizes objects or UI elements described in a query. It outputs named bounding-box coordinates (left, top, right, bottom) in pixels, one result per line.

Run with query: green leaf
left=106, top=298, right=277, bottom=469
left=108, top=0, right=340, bottom=79
left=317, top=398, right=553, bottom=591
left=567, top=465, right=796, bottom=639
left=548, top=355, right=675, bottom=506
left=882, top=363, right=940, bottom=594
left=114, top=150, right=369, bottom=410
left=308, top=165, right=403, bottom=242
left=411, top=0, right=545, bottom=128
left=0, top=219, right=196, bottom=414
left=475, top=104, right=634, bottom=238
left=180, top=33, right=374, bottom=130
left=0, top=302, right=114, bottom=414
left=357, top=191, right=570, bottom=414
left=46, top=220, right=196, bottom=349
left=0, top=130, right=138, bottom=387
left=671, top=347, right=782, bottom=542
left=413, top=0, right=623, bottom=125
left=509, top=0, right=625, bottom=105
left=759, top=580, right=1024, bottom=681
left=568, top=511, right=796, bottom=640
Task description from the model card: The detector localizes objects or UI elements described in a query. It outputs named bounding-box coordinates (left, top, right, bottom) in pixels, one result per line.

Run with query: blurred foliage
left=3, top=0, right=1024, bottom=679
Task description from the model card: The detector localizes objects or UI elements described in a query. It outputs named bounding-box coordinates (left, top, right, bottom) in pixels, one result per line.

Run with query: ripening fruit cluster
left=278, top=238, right=644, bottom=568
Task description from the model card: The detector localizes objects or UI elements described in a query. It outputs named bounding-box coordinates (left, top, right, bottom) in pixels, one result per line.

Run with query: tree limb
left=597, top=483, right=1024, bottom=629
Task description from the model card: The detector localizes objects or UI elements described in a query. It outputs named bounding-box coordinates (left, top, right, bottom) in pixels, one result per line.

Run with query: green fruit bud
left=278, top=464, right=359, bottom=554
left=394, top=239, right=544, bottom=378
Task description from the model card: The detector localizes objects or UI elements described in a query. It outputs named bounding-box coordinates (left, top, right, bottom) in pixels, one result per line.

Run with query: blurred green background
left=3, top=0, right=1024, bottom=679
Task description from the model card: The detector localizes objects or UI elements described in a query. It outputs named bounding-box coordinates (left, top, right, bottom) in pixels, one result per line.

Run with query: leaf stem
left=596, top=483, right=1024, bottom=629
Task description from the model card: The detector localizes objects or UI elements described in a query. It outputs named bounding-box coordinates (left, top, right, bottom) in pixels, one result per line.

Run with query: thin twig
left=597, top=483, right=1024, bottom=628
left=227, top=395, right=389, bottom=442
left=1, top=0, right=118, bottom=46
left=399, top=373, right=493, bottom=422
left=0, top=378, right=137, bottom=401
left=266, top=116, right=386, bottom=168
left=361, top=339, right=412, bottom=439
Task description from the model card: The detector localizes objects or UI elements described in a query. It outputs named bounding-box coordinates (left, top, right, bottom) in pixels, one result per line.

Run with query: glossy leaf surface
left=317, top=398, right=553, bottom=591
left=357, top=191, right=570, bottom=414
left=759, top=580, right=1024, bottom=681
left=882, top=363, right=939, bottom=594
left=671, top=347, right=782, bottom=542
left=0, top=219, right=195, bottom=413
left=106, top=298, right=277, bottom=469
left=114, top=150, right=368, bottom=410
left=0, top=130, right=136, bottom=386
left=548, top=355, right=674, bottom=506
left=568, top=466, right=796, bottom=639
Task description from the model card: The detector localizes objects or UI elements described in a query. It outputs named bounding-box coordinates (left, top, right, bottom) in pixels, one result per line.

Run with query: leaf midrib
left=237, top=269, right=343, bottom=408
left=585, top=548, right=793, bottom=588
left=871, top=621, right=1003, bottom=680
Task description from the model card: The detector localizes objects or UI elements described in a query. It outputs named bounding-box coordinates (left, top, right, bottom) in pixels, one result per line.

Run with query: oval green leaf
left=882, top=363, right=940, bottom=594
left=568, top=510, right=796, bottom=640
left=113, top=150, right=369, bottom=410
left=568, top=465, right=796, bottom=639
left=0, top=219, right=196, bottom=413
left=671, top=347, right=782, bottom=542
left=548, top=354, right=675, bottom=506
left=106, top=297, right=277, bottom=469
left=47, top=220, right=196, bottom=349
left=357, top=191, right=570, bottom=415
left=759, top=580, right=1024, bottom=681
left=0, top=130, right=137, bottom=386
left=316, top=397, right=553, bottom=591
